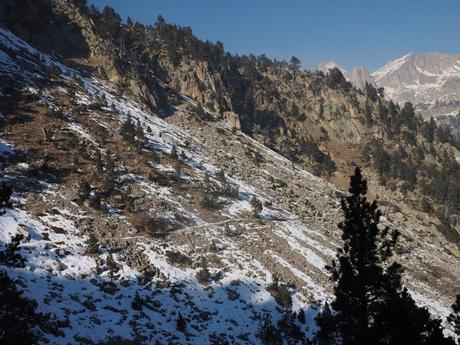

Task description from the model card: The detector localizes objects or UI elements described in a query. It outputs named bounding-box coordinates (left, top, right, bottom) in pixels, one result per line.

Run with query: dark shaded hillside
left=0, top=0, right=90, bottom=59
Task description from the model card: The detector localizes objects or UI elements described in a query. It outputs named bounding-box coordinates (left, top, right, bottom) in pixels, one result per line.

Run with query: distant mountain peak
left=350, top=67, right=376, bottom=90
left=372, top=52, right=460, bottom=118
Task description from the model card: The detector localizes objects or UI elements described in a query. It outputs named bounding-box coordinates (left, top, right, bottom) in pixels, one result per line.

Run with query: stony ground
left=0, top=27, right=458, bottom=344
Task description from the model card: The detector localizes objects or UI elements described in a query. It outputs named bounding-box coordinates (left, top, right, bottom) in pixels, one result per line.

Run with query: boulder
left=222, top=111, right=241, bottom=130
left=63, top=189, right=79, bottom=202
left=17, top=225, right=29, bottom=239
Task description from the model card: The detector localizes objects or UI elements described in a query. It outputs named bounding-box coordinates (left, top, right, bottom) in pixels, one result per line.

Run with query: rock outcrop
left=350, top=67, right=376, bottom=90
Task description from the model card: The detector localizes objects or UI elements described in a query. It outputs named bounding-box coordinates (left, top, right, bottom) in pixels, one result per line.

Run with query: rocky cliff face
left=350, top=67, right=376, bottom=90
left=372, top=52, right=460, bottom=118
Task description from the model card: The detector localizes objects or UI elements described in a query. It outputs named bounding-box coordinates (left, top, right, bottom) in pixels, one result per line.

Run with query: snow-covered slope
left=0, top=27, right=458, bottom=344
left=372, top=52, right=460, bottom=117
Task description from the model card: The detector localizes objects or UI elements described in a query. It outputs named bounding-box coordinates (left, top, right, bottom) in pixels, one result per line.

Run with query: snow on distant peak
left=316, top=61, right=349, bottom=77
left=371, top=52, right=460, bottom=118
left=372, top=52, right=414, bottom=81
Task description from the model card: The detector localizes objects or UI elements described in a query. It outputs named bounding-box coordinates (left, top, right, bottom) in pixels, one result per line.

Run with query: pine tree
left=170, top=145, right=178, bottom=159
left=135, top=119, right=146, bottom=147
left=315, top=167, right=455, bottom=345
left=258, top=313, right=282, bottom=345
left=131, top=291, right=143, bottom=311
left=315, top=302, right=336, bottom=345
left=217, top=168, right=226, bottom=185
left=85, top=233, right=98, bottom=254
left=0, top=271, right=40, bottom=344
left=119, top=115, right=136, bottom=144
left=373, top=266, right=453, bottom=345
left=448, top=295, right=460, bottom=339
left=174, top=161, right=181, bottom=181
left=104, top=152, right=116, bottom=178
left=200, top=173, right=219, bottom=209
left=326, top=167, right=399, bottom=345
left=0, top=183, right=12, bottom=210
left=95, top=151, right=103, bottom=173
left=290, top=56, right=301, bottom=70
left=0, top=234, right=25, bottom=267
left=217, top=168, right=239, bottom=197
left=251, top=195, right=263, bottom=217
left=176, top=312, right=186, bottom=332
left=297, top=309, right=306, bottom=324
left=77, top=180, right=91, bottom=203
left=0, top=240, right=58, bottom=343
left=195, top=257, right=211, bottom=284
left=106, top=254, right=118, bottom=273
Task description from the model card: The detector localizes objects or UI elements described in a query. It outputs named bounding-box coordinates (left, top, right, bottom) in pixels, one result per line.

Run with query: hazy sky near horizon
left=88, top=0, right=460, bottom=71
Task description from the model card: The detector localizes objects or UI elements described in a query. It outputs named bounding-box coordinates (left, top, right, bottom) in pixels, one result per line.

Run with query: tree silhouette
left=315, top=167, right=454, bottom=345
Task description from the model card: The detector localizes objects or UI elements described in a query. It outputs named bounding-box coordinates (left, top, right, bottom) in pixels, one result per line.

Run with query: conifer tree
left=258, top=313, right=282, bottom=345
left=176, top=312, right=186, bottom=332
left=0, top=237, right=58, bottom=343
left=314, top=167, right=454, bottom=345
left=95, top=151, right=103, bottom=173
left=251, top=195, right=263, bottom=217
left=217, top=168, right=239, bottom=197
left=170, top=145, right=178, bottom=159
left=0, top=271, right=40, bottom=344
left=135, top=119, right=146, bottom=146
left=315, top=303, right=335, bottom=345
left=77, top=180, right=91, bottom=203
left=0, top=234, right=25, bottom=267
left=200, top=173, right=219, bottom=209
left=106, top=254, right=118, bottom=275
left=324, top=167, right=398, bottom=344
left=0, top=183, right=12, bottom=210
left=85, top=233, right=99, bottom=254
left=217, top=168, right=226, bottom=185
left=448, top=295, right=460, bottom=339
left=131, top=291, right=143, bottom=311
left=119, top=115, right=136, bottom=144
left=297, top=309, right=306, bottom=324
left=174, top=161, right=181, bottom=181
left=374, top=266, right=454, bottom=345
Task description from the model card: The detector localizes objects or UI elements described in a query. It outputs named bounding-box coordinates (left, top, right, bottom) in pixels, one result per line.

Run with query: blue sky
left=88, top=0, right=460, bottom=71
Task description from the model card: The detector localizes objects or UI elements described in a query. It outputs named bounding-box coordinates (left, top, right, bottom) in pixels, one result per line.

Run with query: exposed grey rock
left=372, top=52, right=460, bottom=118
left=350, top=67, right=376, bottom=90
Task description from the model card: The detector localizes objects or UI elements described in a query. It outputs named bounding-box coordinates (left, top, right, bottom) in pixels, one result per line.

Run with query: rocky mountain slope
left=372, top=52, right=460, bottom=118
left=0, top=24, right=458, bottom=344
left=318, top=52, right=460, bottom=121
left=0, top=1, right=459, bottom=344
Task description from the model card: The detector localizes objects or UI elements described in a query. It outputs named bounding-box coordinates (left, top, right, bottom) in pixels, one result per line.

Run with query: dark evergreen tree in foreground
left=448, top=295, right=460, bottom=339
left=0, top=236, right=60, bottom=344
left=324, top=167, right=399, bottom=345
left=258, top=313, right=282, bottom=345
left=314, top=167, right=455, bottom=345
left=176, top=312, right=186, bottom=333
left=0, top=183, right=12, bottom=210
left=0, top=270, right=39, bottom=344
left=0, top=234, right=26, bottom=267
